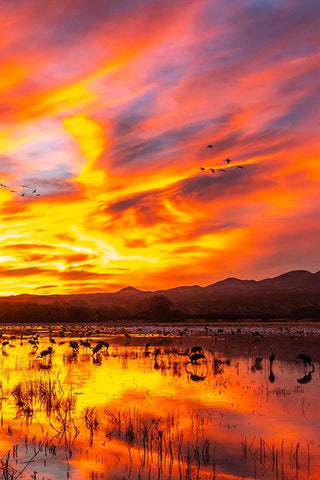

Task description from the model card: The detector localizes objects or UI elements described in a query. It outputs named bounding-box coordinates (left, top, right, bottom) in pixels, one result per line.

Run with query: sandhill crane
left=37, top=346, right=53, bottom=359
left=92, top=342, right=103, bottom=356
left=191, top=346, right=203, bottom=354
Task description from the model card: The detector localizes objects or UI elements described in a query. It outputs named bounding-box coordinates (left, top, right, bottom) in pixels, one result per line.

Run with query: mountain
left=0, top=269, right=320, bottom=321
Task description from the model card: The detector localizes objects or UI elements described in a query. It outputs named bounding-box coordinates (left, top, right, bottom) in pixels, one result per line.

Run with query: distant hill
left=0, top=269, right=320, bottom=322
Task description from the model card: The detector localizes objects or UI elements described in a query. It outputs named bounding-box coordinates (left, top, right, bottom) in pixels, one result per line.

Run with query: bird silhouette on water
left=268, top=353, right=275, bottom=383
left=296, top=353, right=314, bottom=384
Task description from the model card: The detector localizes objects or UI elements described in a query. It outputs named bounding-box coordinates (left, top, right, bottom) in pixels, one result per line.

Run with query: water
left=0, top=323, right=319, bottom=479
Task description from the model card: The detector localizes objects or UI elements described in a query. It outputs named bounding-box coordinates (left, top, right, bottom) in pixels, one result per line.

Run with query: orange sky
left=0, top=0, right=319, bottom=295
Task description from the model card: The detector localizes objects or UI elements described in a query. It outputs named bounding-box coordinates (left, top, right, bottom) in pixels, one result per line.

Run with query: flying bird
left=209, top=168, right=215, bottom=173
left=225, top=158, right=231, bottom=164
left=200, top=167, right=206, bottom=171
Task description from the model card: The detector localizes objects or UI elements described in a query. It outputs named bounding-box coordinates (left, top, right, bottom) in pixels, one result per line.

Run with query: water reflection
left=0, top=324, right=319, bottom=479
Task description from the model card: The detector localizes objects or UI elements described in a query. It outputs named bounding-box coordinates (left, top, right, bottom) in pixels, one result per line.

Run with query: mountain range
left=1, top=269, right=320, bottom=321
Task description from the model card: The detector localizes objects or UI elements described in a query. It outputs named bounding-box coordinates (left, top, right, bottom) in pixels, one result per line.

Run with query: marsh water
left=0, top=323, right=319, bottom=480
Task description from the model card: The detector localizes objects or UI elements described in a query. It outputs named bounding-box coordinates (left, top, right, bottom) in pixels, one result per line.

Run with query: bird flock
left=0, top=181, right=40, bottom=198
left=200, top=144, right=244, bottom=175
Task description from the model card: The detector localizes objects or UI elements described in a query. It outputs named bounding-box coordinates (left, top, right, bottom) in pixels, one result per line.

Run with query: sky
left=0, top=0, right=319, bottom=295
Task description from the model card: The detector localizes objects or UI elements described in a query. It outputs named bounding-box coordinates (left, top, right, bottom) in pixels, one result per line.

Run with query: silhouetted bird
left=200, top=167, right=206, bottom=171
left=268, top=353, right=275, bottom=383
left=191, top=346, right=203, bottom=354
left=225, top=158, right=231, bottom=164
left=80, top=340, right=91, bottom=349
left=69, top=341, right=79, bottom=352
left=37, top=346, right=53, bottom=358
left=92, top=343, right=103, bottom=355
left=209, top=168, right=215, bottom=173
left=297, top=354, right=314, bottom=368
left=49, top=337, right=56, bottom=344
left=238, top=165, right=244, bottom=169
left=190, top=353, right=206, bottom=364
left=32, top=189, right=36, bottom=193
left=207, top=145, right=213, bottom=148
left=218, top=169, right=226, bottom=172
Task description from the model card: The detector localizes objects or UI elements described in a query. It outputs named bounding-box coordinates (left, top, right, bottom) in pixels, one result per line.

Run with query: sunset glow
left=1, top=0, right=319, bottom=295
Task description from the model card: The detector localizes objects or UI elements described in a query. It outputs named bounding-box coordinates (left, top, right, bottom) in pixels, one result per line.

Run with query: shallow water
left=0, top=323, right=319, bottom=480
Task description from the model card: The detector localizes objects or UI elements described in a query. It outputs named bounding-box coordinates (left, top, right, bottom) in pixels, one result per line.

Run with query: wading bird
left=92, top=342, right=103, bottom=356
left=297, top=354, right=314, bottom=369
left=37, top=346, right=53, bottom=358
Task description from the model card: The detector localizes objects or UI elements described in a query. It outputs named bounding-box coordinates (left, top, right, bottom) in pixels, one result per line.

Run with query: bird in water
left=200, top=167, right=206, bottom=171
left=297, top=353, right=314, bottom=368
left=296, top=353, right=315, bottom=384
left=209, top=168, right=215, bottom=173
left=238, top=165, right=244, bottom=169
left=268, top=353, right=275, bottom=383
left=225, top=158, right=231, bottom=164
left=206, top=144, right=214, bottom=149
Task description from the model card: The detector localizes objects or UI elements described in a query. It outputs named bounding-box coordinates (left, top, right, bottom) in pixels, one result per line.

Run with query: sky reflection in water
left=0, top=325, right=319, bottom=480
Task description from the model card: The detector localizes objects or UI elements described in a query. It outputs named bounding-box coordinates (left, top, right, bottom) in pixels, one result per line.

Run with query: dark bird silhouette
left=69, top=341, right=79, bottom=352
left=269, top=353, right=275, bottom=383
left=225, top=158, right=231, bottom=164
left=21, top=192, right=25, bottom=196
left=80, top=340, right=91, bottom=350
left=190, top=353, right=206, bottom=364
left=1, top=341, right=9, bottom=349
left=92, top=342, right=103, bottom=355
left=238, top=165, right=244, bottom=169
left=209, top=168, right=215, bottom=173
left=0, top=183, right=6, bottom=187
left=297, top=354, right=314, bottom=369
left=207, top=144, right=213, bottom=148
left=123, top=331, right=131, bottom=339
left=200, top=167, right=206, bottom=171
left=32, top=189, right=36, bottom=193
left=49, top=337, right=56, bottom=344
left=218, top=169, right=226, bottom=172
left=21, top=185, right=29, bottom=188
left=37, top=346, right=53, bottom=358
left=191, top=346, right=203, bottom=354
